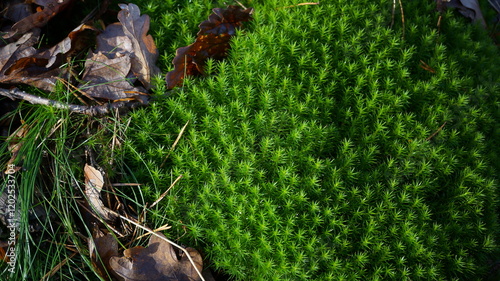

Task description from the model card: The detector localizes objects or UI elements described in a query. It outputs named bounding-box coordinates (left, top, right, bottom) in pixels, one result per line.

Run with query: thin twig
left=160, top=120, right=190, bottom=168
left=134, top=224, right=172, bottom=241
left=149, top=174, right=183, bottom=209
left=391, top=0, right=396, bottom=28
left=235, top=0, right=247, bottom=9
left=399, top=0, right=405, bottom=39
left=278, top=2, right=320, bottom=9
left=0, top=88, right=148, bottom=116
left=390, top=0, right=405, bottom=39
left=426, top=122, right=447, bottom=141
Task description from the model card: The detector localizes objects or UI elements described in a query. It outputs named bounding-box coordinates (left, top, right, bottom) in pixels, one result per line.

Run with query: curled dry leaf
left=4, top=0, right=75, bottom=39
left=165, top=5, right=253, bottom=89
left=0, top=31, right=38, bottom=71
left=84, top=164, right=117, bottom=221
left=0, top=24, right=98, bottom=91
left=109, top=232, right=203, bottom=281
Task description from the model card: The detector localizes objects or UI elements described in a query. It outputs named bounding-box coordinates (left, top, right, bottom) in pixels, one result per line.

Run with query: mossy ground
left=123, top=0, right=500, bottom=280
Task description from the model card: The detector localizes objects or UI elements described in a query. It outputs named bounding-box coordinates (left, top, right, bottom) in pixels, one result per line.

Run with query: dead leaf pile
left=0, top=1, right=254, bottom=114
left=0, top=0, right=158, bottom=105
left=0, top=2, right=254, bottom=279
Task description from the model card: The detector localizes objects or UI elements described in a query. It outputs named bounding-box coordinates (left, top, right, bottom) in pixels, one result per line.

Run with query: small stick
left=235, top=0, right=247, bottom=9
left=390, top=0, right=405, bottom=39
left=0, top=88, right=148, bottom=116
left=149, top=174, right=183, bottom=209
left=279, top=2, right=320, bottom=9
left=426, top=122, right=447, bottom=141
left=134, top=224, right=171, bottom=241
left=160, top=120, right=189, bottom=168
left=391, top=0, right=396, bottom=28
left=399, top=0, right=405, bottom=39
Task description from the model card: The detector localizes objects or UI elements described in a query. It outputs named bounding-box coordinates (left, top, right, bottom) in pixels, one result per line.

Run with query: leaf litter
left=0, top=0, right=253, bottom=279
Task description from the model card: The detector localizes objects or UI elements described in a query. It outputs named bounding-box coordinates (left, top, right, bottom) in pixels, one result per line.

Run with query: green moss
left=125, top=0, right=499, bottom=280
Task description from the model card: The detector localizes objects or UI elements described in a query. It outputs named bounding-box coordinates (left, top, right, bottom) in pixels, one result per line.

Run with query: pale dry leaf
left=84, top=164, right=117, bottom=221
left=117, top=3, right=160, bottom=89
left=95, top=22, right=133, bottom=59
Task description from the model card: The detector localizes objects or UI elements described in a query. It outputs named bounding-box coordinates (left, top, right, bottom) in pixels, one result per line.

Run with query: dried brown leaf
left=0, top=24, right=98, bottom=91
left=117, top=3, right=160, bottom=89
left=79, top=52, right=142, bottom=101
left=96, top=22, right=133, bottom=59
left=109, top=232, right=203, bottom=281
left=0, top=31, right=38, bottom=73
left=4, top=0, right=75, bottom=39
left=90, top=227, right=119, bottom=281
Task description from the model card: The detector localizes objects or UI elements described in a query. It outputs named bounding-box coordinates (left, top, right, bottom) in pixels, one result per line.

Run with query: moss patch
left=125, top=0, right=500, bottom=280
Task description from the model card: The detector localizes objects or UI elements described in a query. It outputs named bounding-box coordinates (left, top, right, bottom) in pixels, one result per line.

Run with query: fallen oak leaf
left=95, top=22, right=133, bottom=59
left=109, top=232, right=203, bottom=281
left=0, top=24, right=97, bottom=92
left=0, top=55, right=66, bottom=91
left=77, top=4, right=157, bottom=102
left=165, top=5, right=253, bottom=89
left=79, top=52, right=141, bottom=101
left=117, top=3, right=160, bottom=89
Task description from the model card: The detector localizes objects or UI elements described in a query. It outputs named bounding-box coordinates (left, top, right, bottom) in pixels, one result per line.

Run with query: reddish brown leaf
left=165, top=5, right=253, bottom=89
left=109, top=232, right=203, bottom=281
